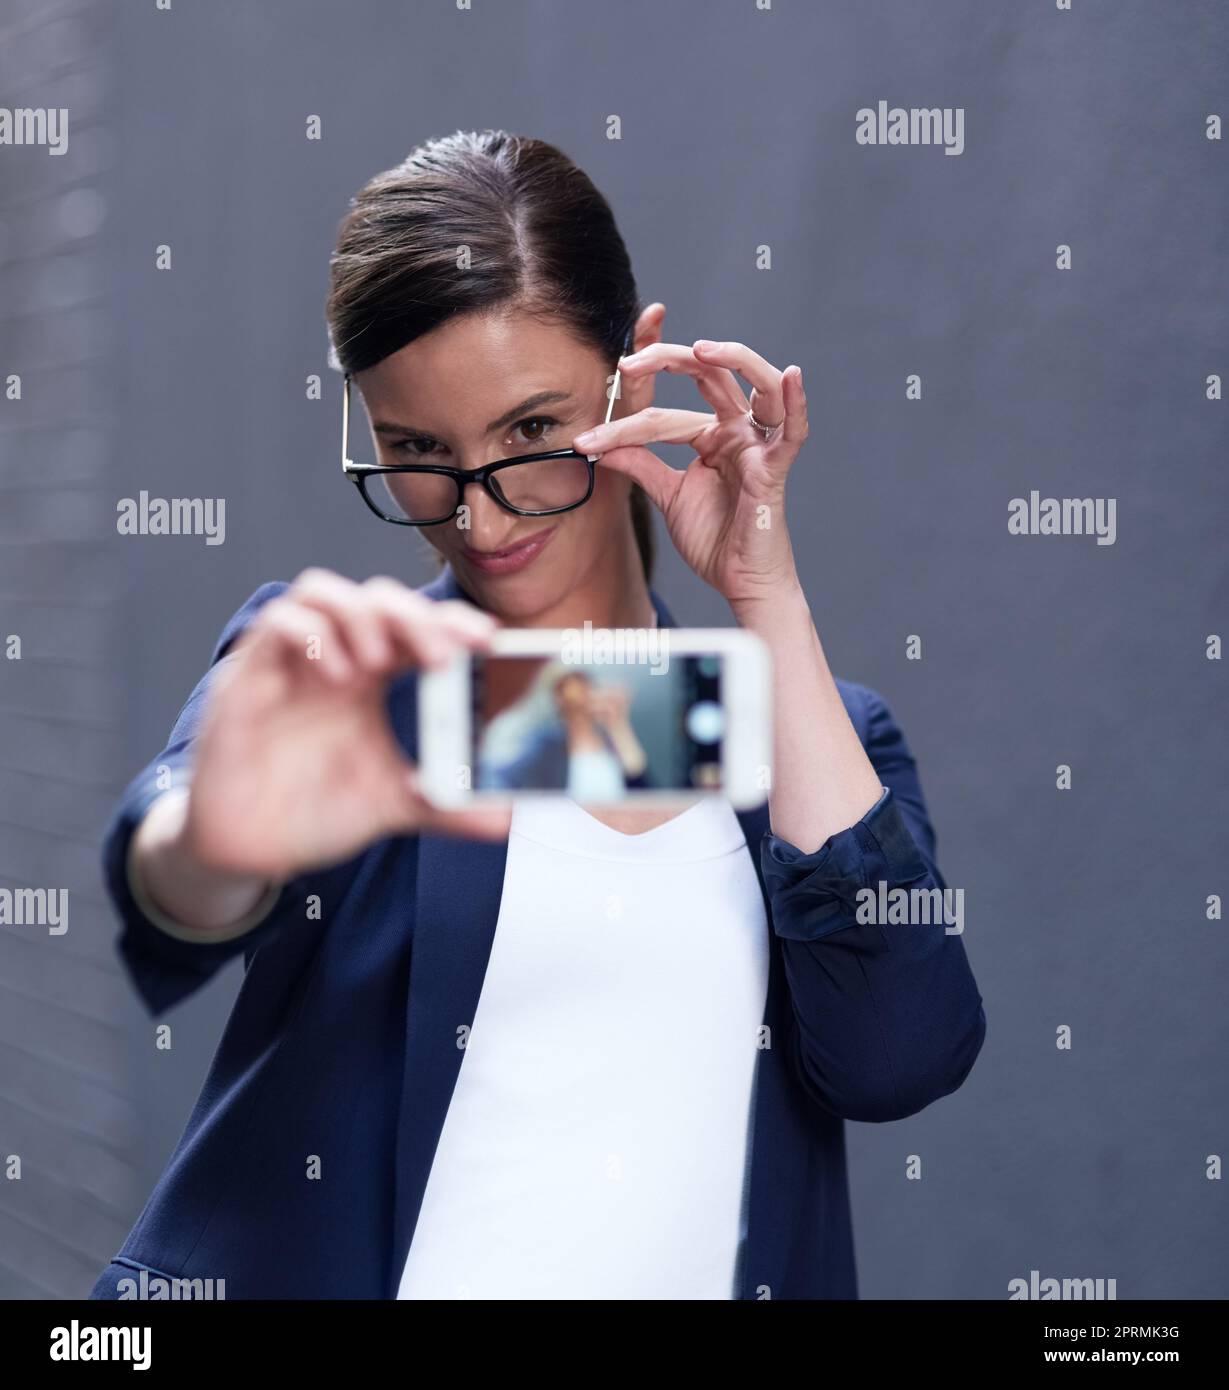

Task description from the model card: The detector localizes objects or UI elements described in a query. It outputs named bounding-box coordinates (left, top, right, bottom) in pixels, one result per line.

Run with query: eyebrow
left=371, top=390, right=576, bottom=440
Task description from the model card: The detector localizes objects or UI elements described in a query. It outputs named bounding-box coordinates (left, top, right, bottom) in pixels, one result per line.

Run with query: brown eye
left=390, top=437, right=439, bottom=457
left=516, top=417, right=557, bottom=444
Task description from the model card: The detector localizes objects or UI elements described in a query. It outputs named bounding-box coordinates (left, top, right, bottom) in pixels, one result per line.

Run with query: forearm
left=129, top=787, right=279, bottom=939
left=731, top=581, right=883, bottom=854
left=606, top=722, right=647, bottom=778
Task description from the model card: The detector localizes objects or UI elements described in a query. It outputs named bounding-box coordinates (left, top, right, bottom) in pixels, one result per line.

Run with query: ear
left=631, top=302, right=667, bottom=356
left=620, top=302, right=668, bottom=414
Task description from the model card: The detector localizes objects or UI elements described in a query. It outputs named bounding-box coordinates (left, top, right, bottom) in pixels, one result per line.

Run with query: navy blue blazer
left=89, top=567, right=986, bottom=1300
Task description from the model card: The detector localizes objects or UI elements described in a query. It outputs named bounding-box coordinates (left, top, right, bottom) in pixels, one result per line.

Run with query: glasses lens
left=489, top=455, right=591, bottom=514
left=366, top=470, right=459, bottom=524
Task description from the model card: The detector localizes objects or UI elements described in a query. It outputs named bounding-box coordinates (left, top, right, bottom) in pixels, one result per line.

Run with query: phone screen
left=470, top=652, right=726, bottom=798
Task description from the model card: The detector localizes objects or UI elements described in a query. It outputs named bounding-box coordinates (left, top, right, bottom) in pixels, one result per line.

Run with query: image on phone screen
left=471, top=654, right=725, bottom=799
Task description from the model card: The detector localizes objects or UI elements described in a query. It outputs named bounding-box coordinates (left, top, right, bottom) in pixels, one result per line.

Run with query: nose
left=457, top=476, right=522, bottom=549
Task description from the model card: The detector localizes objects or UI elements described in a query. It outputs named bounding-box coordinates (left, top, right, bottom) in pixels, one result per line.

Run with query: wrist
left=728, top=576, right=811, bottom=636
left=133, top=788, right=279, bottom=937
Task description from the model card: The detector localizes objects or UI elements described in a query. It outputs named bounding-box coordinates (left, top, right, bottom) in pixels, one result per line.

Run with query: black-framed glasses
left=341, top=329, right=631, bottom=527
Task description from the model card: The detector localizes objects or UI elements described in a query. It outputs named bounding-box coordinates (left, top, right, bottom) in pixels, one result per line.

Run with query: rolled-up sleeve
left=759, top=688, right=987, bottom=1123
left=762, top=786, right=928, bottom=941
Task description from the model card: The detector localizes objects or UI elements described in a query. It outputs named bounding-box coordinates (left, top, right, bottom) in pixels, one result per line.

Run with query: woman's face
left=353, top=310, right=635, bottom=623
left=552, top=671, right=593, bottom=718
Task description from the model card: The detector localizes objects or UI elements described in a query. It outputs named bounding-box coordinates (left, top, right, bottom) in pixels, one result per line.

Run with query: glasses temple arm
left=604, top=331, right=632, bottom=428
left=341, top=374, right=352, bottom=471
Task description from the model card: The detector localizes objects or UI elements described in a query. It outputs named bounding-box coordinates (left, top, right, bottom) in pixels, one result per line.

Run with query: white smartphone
left=418, top=627, right=772, bottom=809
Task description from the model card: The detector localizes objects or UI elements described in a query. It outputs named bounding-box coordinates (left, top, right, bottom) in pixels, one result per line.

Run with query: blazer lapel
left=390, top=824, right=509, bottom=1290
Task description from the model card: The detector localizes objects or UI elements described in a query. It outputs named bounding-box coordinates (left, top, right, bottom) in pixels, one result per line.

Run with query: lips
left=461, top=526, right=556, bottom=576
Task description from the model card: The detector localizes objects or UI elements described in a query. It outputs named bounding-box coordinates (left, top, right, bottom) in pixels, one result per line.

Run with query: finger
left=292, top=571, right=492, bottom=677
left=592, top=444, right=680, bottom=515
left=691, top=339, right=786, bottom=428
left=426, top=597, right=501, bottom=643
left=418, top=801, right=514, bottom=841
left=615, top=341, right=748, bottom=417
left=362, top=580, right=498, bottom=670
left=576, top=403, right=712, bottom=458
left=291, top=569, right=400, bottom=674
left=244, top=598, right=353, bottom=684
left=399, top=768, right=513, bottom=840
left=779, top=364, right=810, bottom=450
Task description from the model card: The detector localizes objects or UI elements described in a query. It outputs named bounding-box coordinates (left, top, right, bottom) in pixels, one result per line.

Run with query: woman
left=90, top=129, right=985, bottom=1301
left=480, top=669, right=651, bottom=796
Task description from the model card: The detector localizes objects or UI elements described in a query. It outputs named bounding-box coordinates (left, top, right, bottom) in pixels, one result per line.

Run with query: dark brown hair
left=325, top=129, right=654, bottom=580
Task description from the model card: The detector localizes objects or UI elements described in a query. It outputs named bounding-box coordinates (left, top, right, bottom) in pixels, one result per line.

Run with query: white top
left=565, top=746, right=627, bottom=801
left=397, top=794, right=770, bottom=1300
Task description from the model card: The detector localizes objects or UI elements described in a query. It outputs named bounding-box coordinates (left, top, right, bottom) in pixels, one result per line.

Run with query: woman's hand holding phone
left=131, top=568, right=510, bottom=936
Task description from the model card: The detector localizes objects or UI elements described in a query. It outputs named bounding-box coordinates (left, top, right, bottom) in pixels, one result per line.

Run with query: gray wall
left=0, top=0, right=134, bottom=1299
left=1, top=0, right=1225, bottom=1299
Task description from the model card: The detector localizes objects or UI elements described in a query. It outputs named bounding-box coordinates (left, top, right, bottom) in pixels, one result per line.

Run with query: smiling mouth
left=461, top=526, right=556, bottom=575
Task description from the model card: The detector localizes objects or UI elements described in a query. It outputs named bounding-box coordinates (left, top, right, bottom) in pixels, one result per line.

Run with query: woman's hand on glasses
left=137, top=570, right=510, bottom=926
left=572, top=339, right=808, bottom=619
